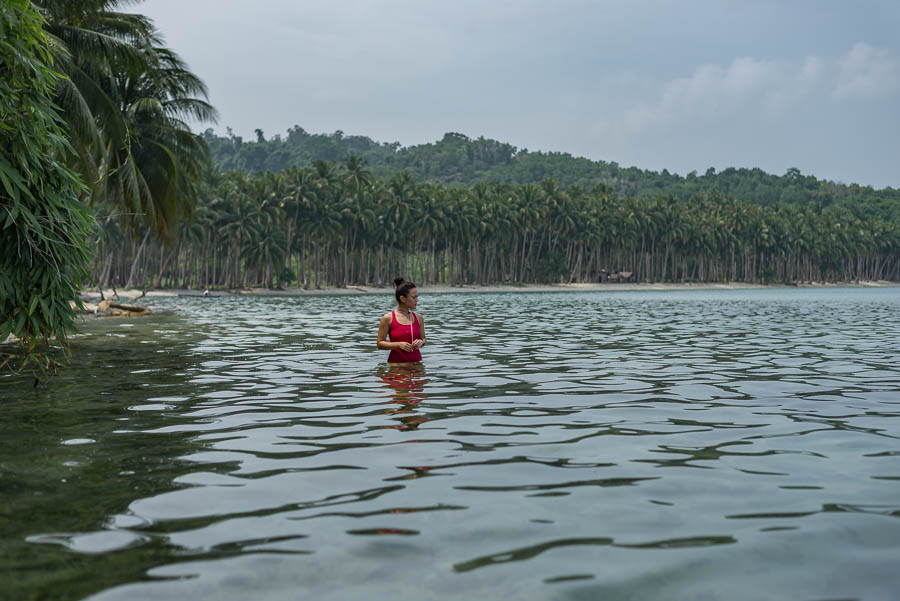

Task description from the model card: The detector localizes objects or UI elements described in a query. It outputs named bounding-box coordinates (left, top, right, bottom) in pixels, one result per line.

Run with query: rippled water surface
left=2, top=287, right=900, bottom=601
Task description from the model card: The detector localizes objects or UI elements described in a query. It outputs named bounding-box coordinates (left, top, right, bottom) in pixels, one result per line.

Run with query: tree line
left=203, top=128, right=900, bottom=216
left=93, top=158, right=900, bottom=291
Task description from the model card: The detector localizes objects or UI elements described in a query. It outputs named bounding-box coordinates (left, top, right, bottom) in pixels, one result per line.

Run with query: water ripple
left=4, top=287, right=899, bottom=600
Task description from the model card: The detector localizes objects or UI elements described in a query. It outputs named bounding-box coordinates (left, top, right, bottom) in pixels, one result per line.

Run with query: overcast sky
left=140, top=0, right=900, bottom=188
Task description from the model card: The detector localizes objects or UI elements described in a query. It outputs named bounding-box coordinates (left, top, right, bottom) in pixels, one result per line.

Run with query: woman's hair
left=394, top=277, right=416, bottom=302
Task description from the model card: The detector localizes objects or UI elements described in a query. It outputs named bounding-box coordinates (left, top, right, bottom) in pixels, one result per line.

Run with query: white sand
left=82, top=280, right=897, bottom=300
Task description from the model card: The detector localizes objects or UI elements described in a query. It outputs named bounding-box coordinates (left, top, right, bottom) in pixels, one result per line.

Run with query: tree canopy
left=38, top=0, right=217, bottom=241
left=93, top=159, right=900, bottom=292
left=202, top=127, right=900, bottom=218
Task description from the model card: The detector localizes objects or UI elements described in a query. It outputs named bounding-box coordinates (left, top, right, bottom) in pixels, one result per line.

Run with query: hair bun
left=393, top=277, right=405, bottom=287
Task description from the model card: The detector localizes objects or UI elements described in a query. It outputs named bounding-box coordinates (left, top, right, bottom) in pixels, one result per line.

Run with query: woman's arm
left=377, top=314, right=412, bottom=352
left=413, top=313, right=426, bottom=349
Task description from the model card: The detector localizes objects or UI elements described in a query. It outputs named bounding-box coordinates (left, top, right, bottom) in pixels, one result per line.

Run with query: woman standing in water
left=377, top=277, right=426, bottom=363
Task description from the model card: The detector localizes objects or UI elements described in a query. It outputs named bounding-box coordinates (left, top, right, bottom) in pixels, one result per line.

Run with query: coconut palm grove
left=3, top=1, right=900, bottom=369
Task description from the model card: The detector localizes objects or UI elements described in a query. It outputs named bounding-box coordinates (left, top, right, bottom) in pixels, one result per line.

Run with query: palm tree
left=342, top=154, right=372, bottom=193
left=102, top=41, right=217, bottom=241
left=416, top=185, right=446, bottom=283
left=38, top=0, right=217, bottom=242
left=38, top=0, right=151, bottom=183
left=282, top=166, right=317, bottom=286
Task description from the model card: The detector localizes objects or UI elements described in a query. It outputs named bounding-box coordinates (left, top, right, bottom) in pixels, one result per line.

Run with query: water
left=2, top=287, right=899, bottom=601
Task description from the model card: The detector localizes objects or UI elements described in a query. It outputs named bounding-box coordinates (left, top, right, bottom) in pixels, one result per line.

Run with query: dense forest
left=86, top=126, right=899, bottom=292
left=93, top=158, right=900, bottom=291
left=202, top=127, right=900, bottom=218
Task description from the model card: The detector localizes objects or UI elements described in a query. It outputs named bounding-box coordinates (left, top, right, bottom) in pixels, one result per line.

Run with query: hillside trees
left=201, top=126, right=900, bottom=214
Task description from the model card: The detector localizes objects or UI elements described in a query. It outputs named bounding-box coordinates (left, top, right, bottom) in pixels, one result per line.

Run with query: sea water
left=2, top=288, right=899, bottom=600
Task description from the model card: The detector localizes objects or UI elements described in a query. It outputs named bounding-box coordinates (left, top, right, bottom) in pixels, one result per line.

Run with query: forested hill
left=202, top=127, right=900, bottom=215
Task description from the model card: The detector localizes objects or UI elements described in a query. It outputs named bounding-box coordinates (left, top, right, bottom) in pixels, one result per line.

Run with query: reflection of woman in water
left=376, top=362, right=429, bottom=431
left=377, top=277, right=426, bottom=363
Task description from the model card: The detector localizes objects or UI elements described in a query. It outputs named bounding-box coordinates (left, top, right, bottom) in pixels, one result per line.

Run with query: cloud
left=618, top=44, right=899, bottom=135
left=622, top=57, right=801, bottom=134
left=833, top=42, right=900, bottom=101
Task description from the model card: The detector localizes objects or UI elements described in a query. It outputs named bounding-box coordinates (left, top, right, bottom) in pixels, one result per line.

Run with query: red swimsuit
left=388, top=311, right=422, bottom=363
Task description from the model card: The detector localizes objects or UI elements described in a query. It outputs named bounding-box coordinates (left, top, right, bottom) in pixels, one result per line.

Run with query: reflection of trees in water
left=376, top=363, right=429, bottom=431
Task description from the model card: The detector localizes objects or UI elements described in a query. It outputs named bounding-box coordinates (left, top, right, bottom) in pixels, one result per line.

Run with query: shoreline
left=81, top=280, right=898, bottom=300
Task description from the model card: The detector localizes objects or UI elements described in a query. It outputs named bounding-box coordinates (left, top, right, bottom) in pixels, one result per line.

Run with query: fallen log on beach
left=71, top=299, right=152, bottom=317
left=107, top=302, right=151, bottom=316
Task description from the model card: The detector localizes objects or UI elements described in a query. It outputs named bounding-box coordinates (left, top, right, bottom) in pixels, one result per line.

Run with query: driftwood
left=71, top=299, right=151, bottom=317
left=108, top=302, right=151, bottom=316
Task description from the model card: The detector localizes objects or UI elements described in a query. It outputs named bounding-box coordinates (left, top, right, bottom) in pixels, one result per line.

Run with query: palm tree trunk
left=125, top=228, right=152, bottom=289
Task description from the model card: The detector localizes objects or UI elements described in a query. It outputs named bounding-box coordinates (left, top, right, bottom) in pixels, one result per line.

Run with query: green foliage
left=37, top=0, right=217, bottom=243
left=0, top=0, right=96, bottom=375
left=202, top=127, right=900, bottom=215
left=92, top=160, right=900, bottom=291
left=537, top=250, right=568, bottom=283
left=278, top=267, right=296, bottom=287
left=204, top=126, right=399, bottom=174
left=195, top=126, right=900, bottom=288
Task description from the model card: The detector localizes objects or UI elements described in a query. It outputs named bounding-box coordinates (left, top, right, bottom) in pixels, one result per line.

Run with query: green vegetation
left=94, top=159, right=900, bottom=290
left=0, top=0, right=96, bottom=374
left=203, top=128, right=900, bottom=213
left=121, top=125, right=891, bottom=291
left=2, top=1, right=214, bottom=375
left=38, top=0, right=217, bottom=241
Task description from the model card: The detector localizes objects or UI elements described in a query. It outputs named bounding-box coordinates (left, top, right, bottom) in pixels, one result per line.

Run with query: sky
left=139, top=0, right=900, bottom=189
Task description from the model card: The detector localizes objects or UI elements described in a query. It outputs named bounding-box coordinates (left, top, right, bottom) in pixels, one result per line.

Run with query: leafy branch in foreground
left=1, top=0, right=96, bottom=378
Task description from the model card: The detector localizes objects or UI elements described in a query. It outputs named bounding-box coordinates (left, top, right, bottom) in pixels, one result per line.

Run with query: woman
left=377, top=277, right=426, bottom=363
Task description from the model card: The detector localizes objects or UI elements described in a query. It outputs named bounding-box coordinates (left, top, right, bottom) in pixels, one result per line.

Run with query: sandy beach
left=81, top=280, right=897, bottom=300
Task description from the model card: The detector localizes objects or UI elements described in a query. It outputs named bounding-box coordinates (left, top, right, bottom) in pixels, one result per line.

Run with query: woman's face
left=401, top=288, right=418, bottom=309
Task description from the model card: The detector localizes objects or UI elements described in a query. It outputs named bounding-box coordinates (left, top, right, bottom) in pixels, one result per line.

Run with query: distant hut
left=601, top=270, right=635, bottom=283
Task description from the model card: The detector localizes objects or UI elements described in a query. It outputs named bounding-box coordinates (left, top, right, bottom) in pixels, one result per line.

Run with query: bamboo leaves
left=1, top=1, right=96, bottom=376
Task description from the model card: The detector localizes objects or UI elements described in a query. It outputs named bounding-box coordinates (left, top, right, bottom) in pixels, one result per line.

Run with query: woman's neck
left=396, top=306, right=411, bottom=315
